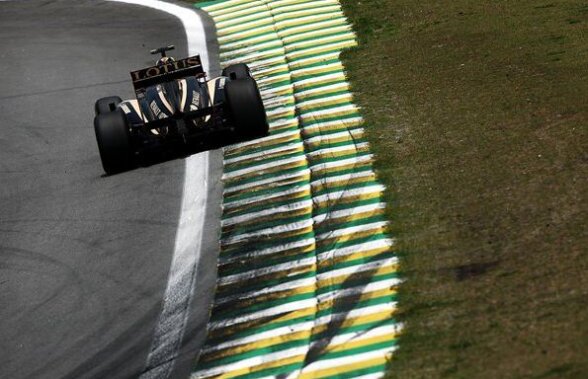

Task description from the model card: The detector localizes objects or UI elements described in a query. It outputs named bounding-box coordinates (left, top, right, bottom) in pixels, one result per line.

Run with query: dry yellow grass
left=339, top=1, right=588, bottom=377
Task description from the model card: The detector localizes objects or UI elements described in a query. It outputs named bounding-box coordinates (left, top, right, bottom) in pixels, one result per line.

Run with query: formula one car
left=94, top=45, right=268, bottom=175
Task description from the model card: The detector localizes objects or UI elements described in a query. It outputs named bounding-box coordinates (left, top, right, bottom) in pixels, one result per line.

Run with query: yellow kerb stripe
left=298, top=97, right=354, bottom=114
left=277, top=19, right=348, bottom=38
left=291, top=65, right=344, bottom=81
left=214, top=6, right=268, bottom=22
left=317, top=287, right=397, bottom=312
left=218, top=18, right=276, bottom=37
left=311, top=176, right=376, bottom=193
left=224, top=132, right=302, bottom=156
left=216, top=284, right=317, bottom=313
left=267, top=110, right=296, bottom=122
left=201, top=329, right=312, bottom=362
left=216, top=10, right=272, bottom=28
left=317, top=261, right=398, bottom=285
left=225, top=145, right=305, bottom=169
left=286, top=33, right=356, bottom=51
left=222, top=224, right=315, bottom=249
left=224, top=173, right=311, bottom=198
left=294, top=80, right=348, bottom=95
left=219, top=242, right=316, bottom=269
left=213, top=353, right=307, bottom=379
left=225, top=192, right=311, bottom=216
left=274, top=12, right=345, bottom=30
left=293, top=75, right=347, bottom=90
left=309, top=146, right=370, bottom=161
left=273, top=8, right=342, bottom=22
left=217, top=264, right=316, bottom=295
left=269, top=120, right=300, bottom=132
left=223, top=207, right=313, bottom=232
left=301, top=118, right=363, bottom=135
left=298, top=355, right=389, bottom=379
left=269, top=0, right=330, bottom=9
left=310, top=160, right=373, bottom=176
left=261, top=85, right=296, bottom=98
left=210, top=305, right=316, bottom=338
left=312, top=309, right=396, bottom=336
left=258, top=75, right=293, bottom=87
left=306, top=134, right=365, bottom=150
left=288, top=52, right=344, bottom=69
left=314, top=194, right=383, bottom=213
left=223, top=159, right=308, bottom=183
left=316, top=247, right=393, bottom=271
left=315, top=227, right=387, bottom=247
left=324, top=331, right=398, bottom=355
left=218, top=25, right=277, bottom=43
left=205, top=0, right=256, bottom=15
left=287, top=41, right=358, bottom=59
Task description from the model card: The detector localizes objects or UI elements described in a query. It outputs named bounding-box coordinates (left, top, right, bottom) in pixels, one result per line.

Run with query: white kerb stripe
left=108, top=1, right=211, bottom=378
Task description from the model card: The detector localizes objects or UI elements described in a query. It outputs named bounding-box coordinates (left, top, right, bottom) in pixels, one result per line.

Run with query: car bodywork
left=123, top=55, right=253, bottom=155
left=93, top=48, right=268, bottom=174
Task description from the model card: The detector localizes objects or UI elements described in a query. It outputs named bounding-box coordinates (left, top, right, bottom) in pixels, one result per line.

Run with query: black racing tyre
left=94, top=109, right=135, bottom=175
left=225, top=77, right=268, bottom=138
left=222, top=63, right=251, bottom=80
left=95, top=96, right=122, bottom=116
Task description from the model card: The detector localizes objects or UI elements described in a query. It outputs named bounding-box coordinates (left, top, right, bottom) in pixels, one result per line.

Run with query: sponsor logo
left=131, top=56, right=203, bottom=82
left=150, top=100, right=165, bottom=119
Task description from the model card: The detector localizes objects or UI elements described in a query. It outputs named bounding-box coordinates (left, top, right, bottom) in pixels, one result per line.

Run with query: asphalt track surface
left=0, top=1, right=222, bottom=378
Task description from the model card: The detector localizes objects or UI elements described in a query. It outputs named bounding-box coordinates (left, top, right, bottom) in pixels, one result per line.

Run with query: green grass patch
left=338, top=0, right=588, bottom=377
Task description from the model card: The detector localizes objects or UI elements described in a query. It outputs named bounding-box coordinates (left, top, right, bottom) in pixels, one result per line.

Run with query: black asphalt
left=0, top=1, right=221, bottom=378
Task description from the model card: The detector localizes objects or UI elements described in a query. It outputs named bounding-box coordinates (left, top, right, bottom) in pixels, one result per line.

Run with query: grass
left=338, top=0, right=588, bottom=377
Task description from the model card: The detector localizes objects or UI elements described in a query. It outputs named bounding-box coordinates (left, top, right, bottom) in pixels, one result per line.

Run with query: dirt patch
left=453, top=261, right=500, bottom=281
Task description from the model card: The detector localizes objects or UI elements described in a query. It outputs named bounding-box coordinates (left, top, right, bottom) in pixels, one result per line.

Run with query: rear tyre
left=222, top=63, right=251, bottom=80
left=225, top=77, right=268, bottom=138
left=94, top=109, right=135, bottom=175
left=95, top=96, right=122, bottom=116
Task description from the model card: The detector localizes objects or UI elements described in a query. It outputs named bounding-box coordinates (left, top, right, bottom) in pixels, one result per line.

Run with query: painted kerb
left=192, top=1, right=401, bottom=378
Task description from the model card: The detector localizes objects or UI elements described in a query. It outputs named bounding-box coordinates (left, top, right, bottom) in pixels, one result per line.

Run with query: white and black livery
left=94, top=45, right=268, bottom=174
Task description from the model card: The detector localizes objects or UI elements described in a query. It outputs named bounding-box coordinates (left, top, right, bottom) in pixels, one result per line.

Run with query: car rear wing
left=130, top=55, right=205, bottom=95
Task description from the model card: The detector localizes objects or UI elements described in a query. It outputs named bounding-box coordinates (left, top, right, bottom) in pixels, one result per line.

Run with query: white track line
left=108, top=1, right=211, bottom=378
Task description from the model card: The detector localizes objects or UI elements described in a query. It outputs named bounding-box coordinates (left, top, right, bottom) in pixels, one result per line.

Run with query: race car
left=93, top=45, right=268, bottom=175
